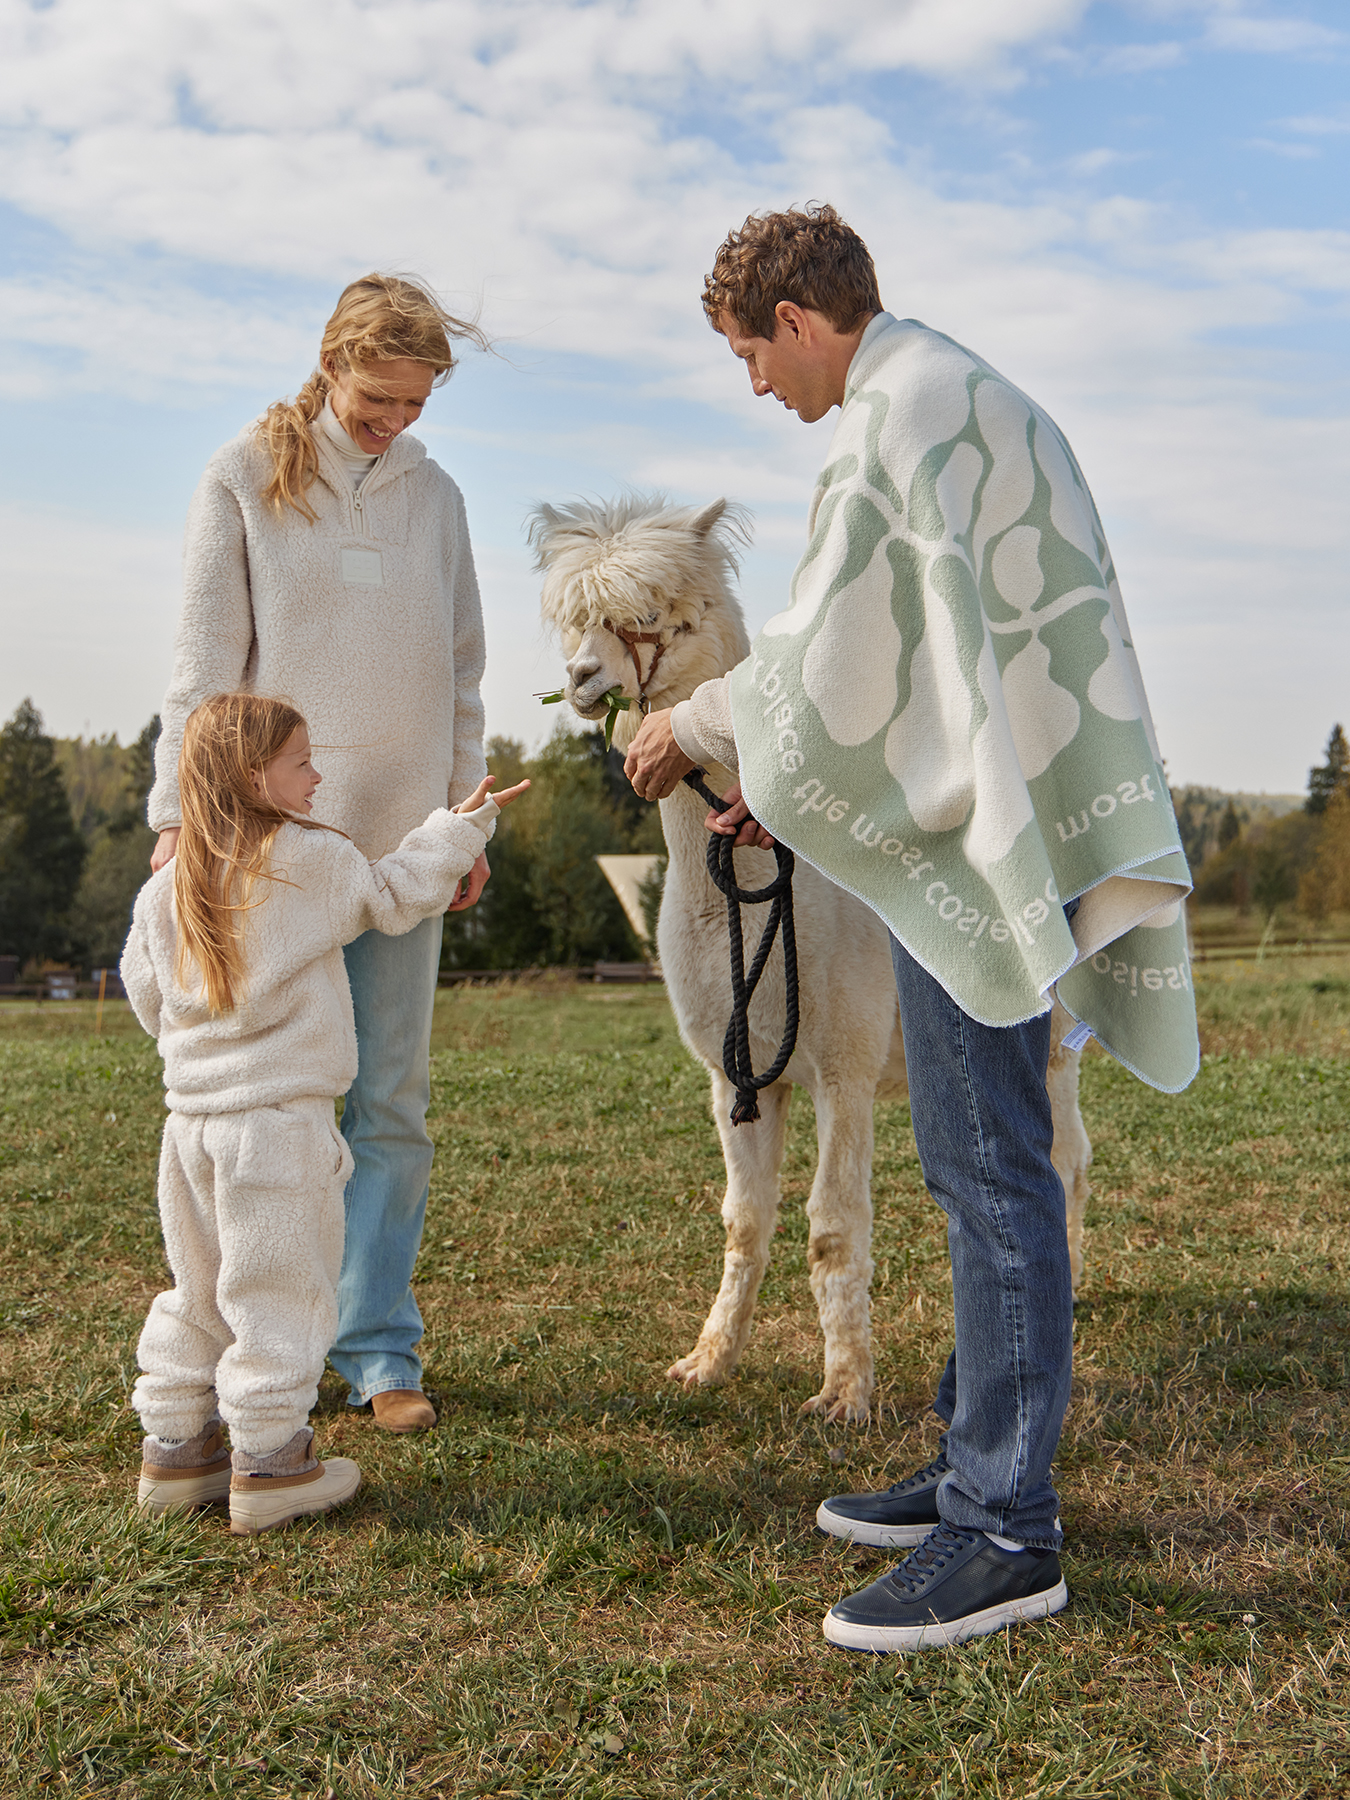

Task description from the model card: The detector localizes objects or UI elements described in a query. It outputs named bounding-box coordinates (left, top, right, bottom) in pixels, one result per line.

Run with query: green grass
left=2, top=963, right=1350, bottom=1798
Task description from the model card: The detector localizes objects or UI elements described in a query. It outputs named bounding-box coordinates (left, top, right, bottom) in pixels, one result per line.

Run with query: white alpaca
left=530, top=495, right=1091, bottom=1422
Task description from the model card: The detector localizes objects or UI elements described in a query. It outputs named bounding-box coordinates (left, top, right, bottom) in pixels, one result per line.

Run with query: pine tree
left=1299, top=790, right=1350, bottom=920
left=65, top=715, right=161, bottom=968
left=1217, top=800, right=1242, bottom=850
left=0, top=699, right=87, bottom=965
left=1307, top=724, right=1349, bottom=815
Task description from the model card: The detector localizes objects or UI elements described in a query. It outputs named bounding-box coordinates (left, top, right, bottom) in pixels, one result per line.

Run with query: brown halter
left=605, top=622, right=670, bottom=714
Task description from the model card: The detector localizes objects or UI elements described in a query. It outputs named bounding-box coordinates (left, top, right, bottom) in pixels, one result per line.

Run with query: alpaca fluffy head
left=528, top=494, right=754, bottom=737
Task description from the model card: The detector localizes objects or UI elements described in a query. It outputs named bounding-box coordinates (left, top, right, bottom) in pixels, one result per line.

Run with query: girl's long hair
left=256, top=272, right=488, bottom=522
left=173, top=693, right=341, bottom=1014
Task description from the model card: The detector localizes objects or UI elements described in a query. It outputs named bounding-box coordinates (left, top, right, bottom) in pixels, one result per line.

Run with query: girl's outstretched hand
left=456, top=774, right=531, bottom=814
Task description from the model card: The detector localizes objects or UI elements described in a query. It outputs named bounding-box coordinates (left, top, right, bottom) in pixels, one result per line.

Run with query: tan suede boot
left=137, top=1420, right=233, bottom=1515
left=370, top=1389, right=437, bottom=1432
left=228, top=1428, right=361, bottom=1536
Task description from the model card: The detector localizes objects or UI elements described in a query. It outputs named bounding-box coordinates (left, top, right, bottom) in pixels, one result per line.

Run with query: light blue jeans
left=890, top=932, right=1074, bottom=1550
left=330, top=913, right=444, bottom=1405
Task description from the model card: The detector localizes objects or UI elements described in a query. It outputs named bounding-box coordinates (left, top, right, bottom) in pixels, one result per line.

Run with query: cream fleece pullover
left=148, top=422, right=488, bottom=859
left=122, top=805, right=496, bottom=1114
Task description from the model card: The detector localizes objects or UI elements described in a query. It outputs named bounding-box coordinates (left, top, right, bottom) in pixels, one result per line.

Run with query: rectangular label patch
left=341, top=548, right=384, bottom=586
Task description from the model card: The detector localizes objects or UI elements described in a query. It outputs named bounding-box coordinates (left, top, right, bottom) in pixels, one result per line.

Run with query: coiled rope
left=682, top=770, right=799, bottom=1126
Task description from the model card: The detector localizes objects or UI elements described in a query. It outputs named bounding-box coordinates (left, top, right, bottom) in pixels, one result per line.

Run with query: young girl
left=122, top=693, right=527, bottom=1535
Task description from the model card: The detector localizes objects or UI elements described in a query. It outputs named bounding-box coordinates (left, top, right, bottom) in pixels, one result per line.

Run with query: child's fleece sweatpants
left=133, top=1098, right=352, bottom=1455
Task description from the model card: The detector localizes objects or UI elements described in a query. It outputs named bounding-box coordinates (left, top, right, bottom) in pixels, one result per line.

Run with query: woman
left=148, top=273, right=490, bottom=1433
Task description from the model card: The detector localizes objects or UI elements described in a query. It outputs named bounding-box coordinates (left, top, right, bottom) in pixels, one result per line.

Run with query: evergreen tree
left=440, top=726, right=649, bottom=970
left=1307, top=724, right=1349, bottom=815
left=1299, top=790, right=1350, bottom=920
left=0, top=699, right=87, bottom=965
left=66, top=716, right=160, bottom=967
left=1217, top=799, right=1243, bottom=850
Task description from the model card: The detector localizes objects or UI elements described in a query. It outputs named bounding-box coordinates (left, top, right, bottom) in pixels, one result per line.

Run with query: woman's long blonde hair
left=174, top=693, right=341, bottom=1014
left=256, top=272, right=488, bottom=522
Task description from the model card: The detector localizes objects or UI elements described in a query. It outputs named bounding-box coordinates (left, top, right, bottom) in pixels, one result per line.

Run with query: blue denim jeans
left=890, top=934, right=1073, bottom=1549
left=330, top=913, right=444, bottom=1404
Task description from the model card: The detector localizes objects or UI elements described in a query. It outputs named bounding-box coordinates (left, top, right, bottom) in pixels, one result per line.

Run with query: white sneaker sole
left=137, top=1468, right=233, bottom=1514
left=815, top=1501, right=935, bottom=1549
left=823, top=1578, right=1069, bottom=1652
left=229, top=1458, right=362, bottom=1536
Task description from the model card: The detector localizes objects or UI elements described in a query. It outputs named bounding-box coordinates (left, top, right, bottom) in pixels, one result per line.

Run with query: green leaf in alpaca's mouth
left=537, top=687, right=631, bottom=751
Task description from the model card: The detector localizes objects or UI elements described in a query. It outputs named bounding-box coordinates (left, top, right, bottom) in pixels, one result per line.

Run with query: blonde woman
left=148, top=276, right=491, bottom=1433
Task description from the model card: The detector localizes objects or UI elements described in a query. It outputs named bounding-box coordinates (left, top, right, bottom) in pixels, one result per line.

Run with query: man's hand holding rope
left=624, top=709, right=776, bottom=848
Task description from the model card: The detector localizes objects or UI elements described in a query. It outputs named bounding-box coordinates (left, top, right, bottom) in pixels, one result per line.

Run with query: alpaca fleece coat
left=121, top=808, right=495, bottom=1113
left=147, top=424, right=489, bottom=858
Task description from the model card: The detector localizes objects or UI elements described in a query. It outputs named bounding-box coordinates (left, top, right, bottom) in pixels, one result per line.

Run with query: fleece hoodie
left=148, top=421, right=488, bottom=859
left=122, top=806, right=496, bottom=1114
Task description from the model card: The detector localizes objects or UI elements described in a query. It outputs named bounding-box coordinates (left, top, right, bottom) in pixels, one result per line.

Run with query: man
left=625, top=205, right=1197, bottom=1652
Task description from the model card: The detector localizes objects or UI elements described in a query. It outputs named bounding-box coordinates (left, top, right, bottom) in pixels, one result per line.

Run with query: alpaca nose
left=567, top=650, right=615, bottom=709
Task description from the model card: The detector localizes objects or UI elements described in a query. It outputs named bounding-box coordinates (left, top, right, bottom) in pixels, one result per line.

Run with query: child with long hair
left=122, top=693, right=527, bottom=1534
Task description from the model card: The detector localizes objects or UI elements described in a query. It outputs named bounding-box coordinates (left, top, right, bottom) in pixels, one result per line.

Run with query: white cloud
left=1279, top=112, right=1350, bottom=135
left=1204, top=12, right=1343, bottom=54
left=1098, top=41, right=1186, bottom=74
left=0, top=276, right=314, bottom=399
left=1065, top=146, right=1147, bottom=176
left=1247, top=137, right=1320, bottom=160
left=1171, top=228, right=1350, bottom=293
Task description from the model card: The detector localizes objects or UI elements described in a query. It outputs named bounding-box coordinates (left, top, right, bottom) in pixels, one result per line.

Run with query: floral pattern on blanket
left=731, top=313, right=1198, bottom=1092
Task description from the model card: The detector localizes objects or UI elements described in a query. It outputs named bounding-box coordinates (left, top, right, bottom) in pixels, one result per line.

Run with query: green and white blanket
left=731, top=313, right=1198, bottom=1092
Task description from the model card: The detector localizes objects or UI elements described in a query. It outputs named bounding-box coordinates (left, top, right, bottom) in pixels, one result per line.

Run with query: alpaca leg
left=1047, top=1010, right=1092, bottom=1294
left=800, top=1083, right=876, bottom=1423
left=667, top=1074, right=792, bottom=1390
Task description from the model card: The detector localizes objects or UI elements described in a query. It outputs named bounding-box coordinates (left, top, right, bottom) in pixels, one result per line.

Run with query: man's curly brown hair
left=702, top=204, right=882, bottom=340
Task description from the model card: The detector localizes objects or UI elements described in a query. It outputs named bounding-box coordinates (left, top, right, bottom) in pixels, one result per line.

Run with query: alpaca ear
left=690, top=499, right=728, bottom=537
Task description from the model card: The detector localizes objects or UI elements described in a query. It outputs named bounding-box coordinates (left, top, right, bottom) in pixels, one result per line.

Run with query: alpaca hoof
left=666, top=1353, right=728, bottom=1389
left=799, top=1380, right=874, bottom=1424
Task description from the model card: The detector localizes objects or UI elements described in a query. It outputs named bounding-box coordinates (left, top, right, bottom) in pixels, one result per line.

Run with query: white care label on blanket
left=341, top=548, right=384, bottom=586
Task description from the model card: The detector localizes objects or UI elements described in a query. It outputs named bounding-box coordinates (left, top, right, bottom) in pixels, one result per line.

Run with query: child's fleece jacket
left=122, top=805, right=496, bottom=1114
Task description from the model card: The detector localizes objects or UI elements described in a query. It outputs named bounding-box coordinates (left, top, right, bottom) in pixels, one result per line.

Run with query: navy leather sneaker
left=815, top=1453, right=948, bottom=1548
left=823, top=1522, right=1068, bottom=1652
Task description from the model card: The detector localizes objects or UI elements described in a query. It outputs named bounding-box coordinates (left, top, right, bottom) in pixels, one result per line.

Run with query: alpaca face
left=565, top=624, right=638, bottom=718
left=529, top=493, right=754, bottom=730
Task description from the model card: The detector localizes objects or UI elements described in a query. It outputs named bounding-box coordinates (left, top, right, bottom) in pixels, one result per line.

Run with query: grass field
left=3, top=956, right=1349, bottom=1798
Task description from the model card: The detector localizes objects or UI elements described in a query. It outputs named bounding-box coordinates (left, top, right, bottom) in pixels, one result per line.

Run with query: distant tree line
left=0, top=699, right=159, bottom=974
left=439, top=726, right=663, bottom=970
left=3, top=701, right=1345, bottom=978
left=1174, top=723, right=1350, bottom=921
left=0, top=701, right=660, bottom=976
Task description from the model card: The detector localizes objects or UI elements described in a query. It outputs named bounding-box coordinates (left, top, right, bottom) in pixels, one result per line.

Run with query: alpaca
left=529, top=495, right=1091, bottom=1422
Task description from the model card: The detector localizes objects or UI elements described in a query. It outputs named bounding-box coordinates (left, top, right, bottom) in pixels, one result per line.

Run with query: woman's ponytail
left=257, top=370, right=331, bottom=523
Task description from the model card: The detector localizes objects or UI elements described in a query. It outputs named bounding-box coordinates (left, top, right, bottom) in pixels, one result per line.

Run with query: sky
left=0, top=0, right=1346, bottom=794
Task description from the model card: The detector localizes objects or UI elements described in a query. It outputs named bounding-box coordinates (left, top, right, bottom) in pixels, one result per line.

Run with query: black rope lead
left=682, top=770, right=799, bottom=1125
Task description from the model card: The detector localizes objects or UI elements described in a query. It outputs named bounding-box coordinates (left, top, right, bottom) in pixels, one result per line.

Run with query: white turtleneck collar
left=317, top=397, right=380, bottom=488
